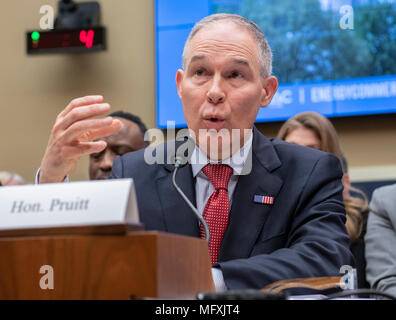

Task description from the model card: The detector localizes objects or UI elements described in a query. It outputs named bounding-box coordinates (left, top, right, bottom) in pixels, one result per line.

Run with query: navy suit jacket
left=110, top=127, right=353, bottom=289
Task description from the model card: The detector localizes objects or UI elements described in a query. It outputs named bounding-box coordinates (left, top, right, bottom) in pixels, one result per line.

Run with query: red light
left=79, top=30, right=94, bottom=48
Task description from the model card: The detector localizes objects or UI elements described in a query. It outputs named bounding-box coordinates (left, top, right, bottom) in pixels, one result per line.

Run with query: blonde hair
left=277, top=111, right=368, bottom=243
left=344, top=187, right=368, bottom=243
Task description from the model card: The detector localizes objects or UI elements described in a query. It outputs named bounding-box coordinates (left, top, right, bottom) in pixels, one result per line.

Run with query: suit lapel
left=154, top=129, right=284, bottom=257
left=155, top=163, right=201, bottom=237
left=219, top=127, right=283, bottom=261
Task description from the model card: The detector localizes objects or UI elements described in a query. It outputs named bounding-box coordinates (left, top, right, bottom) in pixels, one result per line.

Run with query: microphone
left=171, top=140, right=210, bottom=244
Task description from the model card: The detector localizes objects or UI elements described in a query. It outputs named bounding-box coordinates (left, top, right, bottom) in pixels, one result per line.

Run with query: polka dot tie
left=200, top=164, right=233, bottom=265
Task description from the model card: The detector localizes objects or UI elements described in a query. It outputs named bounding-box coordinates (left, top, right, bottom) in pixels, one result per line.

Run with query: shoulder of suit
left=372, top=183, right=396, bottom=200
left=369, top=183, right=396, bottom=220
left=119, top=145, right=157, bottom=163
left=268, top=137, right=334, bottom=163
left=118, top=142, right=173, bottom=169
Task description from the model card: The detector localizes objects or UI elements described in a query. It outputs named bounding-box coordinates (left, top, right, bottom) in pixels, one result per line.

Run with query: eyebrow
left=189, top=55, right=250, bottom=67
left=189, top=55, right=205, bottom=64
left=233, top=58, right=250, bottom=67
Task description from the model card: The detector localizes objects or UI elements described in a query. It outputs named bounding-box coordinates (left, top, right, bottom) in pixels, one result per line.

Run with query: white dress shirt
left=190, top=133, right=253, bottom=292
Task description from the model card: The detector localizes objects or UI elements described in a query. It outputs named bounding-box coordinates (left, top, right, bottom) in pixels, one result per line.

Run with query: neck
left=195, top=128, right=253, bottom=161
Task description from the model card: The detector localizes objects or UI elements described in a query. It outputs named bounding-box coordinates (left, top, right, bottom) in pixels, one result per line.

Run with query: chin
left=96, top=175, right=110, bottom=180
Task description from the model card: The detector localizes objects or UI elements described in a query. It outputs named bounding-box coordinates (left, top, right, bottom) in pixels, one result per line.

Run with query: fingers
left=61, top=140, right=108, bottom=158
left=40, top=95, right=117, bottom=183
left=39, top=141, right=108, bottom=183
left=79, top=119, right=122, bottom=142
left=65, top=117, right=119, bottom=141
left=58, top=95, right=103, bottom=119
left=58, top=103, right=111, bottom=132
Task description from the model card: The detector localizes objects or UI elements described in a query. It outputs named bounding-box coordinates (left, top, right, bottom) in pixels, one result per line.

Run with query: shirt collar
left=191, top=133, right=253, bottom=177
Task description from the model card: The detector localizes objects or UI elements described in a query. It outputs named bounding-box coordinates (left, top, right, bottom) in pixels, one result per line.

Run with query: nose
left=99, top=150, right=115, bottom=172
left=207, top=75, right=225, bottom=105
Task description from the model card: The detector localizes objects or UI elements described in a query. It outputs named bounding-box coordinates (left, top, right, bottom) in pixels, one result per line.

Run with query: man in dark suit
left=38, top=13, right=353, bottom=290
left=111, top=126, right=352, bottom=290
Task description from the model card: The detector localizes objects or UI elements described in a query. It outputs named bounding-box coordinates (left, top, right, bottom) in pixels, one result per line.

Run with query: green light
left=31, top=31, right=40, bottom=41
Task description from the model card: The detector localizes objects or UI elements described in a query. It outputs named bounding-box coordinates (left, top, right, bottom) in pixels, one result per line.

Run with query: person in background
left=277, top=111, right=369, bottom=288
left=0, top=171, right=25, bottom=186
left=340, top=155, right=369, bottom=288
left=365, top=183, right=396, bottom=297
left=89, top=111, right=148, bottom=180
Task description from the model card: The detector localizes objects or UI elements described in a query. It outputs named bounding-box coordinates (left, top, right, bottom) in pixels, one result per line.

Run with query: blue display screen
left=155, top=0, right=396, bottom=128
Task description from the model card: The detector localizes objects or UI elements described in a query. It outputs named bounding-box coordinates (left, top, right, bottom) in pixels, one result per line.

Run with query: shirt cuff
left=35, top=168, right=69, bottom=184
left=211, top=267, right=228, bottom=292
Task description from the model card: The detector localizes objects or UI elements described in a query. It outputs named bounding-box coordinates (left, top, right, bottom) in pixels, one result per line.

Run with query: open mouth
left=204, top=115, right=224, bottom=122
left=203, top=117, right=225, bottom=130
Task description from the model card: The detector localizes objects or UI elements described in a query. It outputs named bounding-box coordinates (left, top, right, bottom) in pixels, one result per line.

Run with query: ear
left=260, top=76, right=278, bottom=108
left=342, top=172, right=351, bottom=187
left=175, top=69, right=184, bottom=100
left=342, top=172, right=351, bottom=198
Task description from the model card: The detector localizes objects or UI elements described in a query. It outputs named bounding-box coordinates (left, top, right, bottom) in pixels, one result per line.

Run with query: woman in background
left=277, top=111, right=369, bottom=288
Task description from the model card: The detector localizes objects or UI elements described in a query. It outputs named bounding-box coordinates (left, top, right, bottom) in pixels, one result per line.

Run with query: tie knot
left=202, top=164, right=233, bottom=190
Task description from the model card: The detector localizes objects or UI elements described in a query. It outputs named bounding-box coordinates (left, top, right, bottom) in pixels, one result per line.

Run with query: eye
left=90, top=150, right=104, bottom=160
left=229, top=70, right=242, bottom=79
left=194, top=68, right=205, bottom=76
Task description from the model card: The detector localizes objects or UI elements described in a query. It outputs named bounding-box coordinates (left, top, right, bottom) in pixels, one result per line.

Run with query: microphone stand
left=172, top=158, right=210, bottom=244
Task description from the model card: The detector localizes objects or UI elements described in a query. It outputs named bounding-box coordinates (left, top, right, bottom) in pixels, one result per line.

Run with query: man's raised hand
left=39, top=95, right=122, bottom=183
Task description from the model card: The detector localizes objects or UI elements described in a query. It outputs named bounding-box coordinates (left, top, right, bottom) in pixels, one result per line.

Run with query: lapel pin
left=254, top=195, right=274, bottom=205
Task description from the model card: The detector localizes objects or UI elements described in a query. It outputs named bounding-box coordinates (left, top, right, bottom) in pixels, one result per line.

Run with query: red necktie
left=200, top=164, right=233, bottom=264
